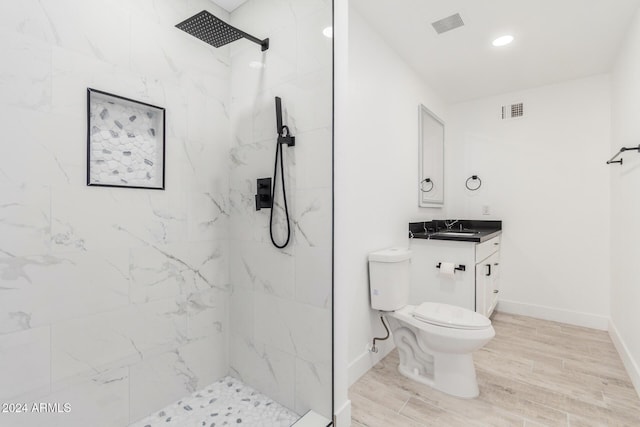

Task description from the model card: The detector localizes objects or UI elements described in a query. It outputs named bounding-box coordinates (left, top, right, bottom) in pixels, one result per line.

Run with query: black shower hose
left=269, top=127, right=291, bottom=248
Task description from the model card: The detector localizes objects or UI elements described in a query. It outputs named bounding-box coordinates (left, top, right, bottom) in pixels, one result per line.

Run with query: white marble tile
left=293, top=188, right=332, bottom=248
left=295, top=358, right=332, bottom=419
left=253, top=293, right=331, bottom=364
left=229, top=334, right=296, bottom=412
left=294, top=127, right=332, bottom=190
left=129, top=359, right=186, bottom=422
left=186, top=288, right=228, bottom=341
left=229, top=286, right=254, bottom=340
left=0, top=28, right=52, bottom=112
left=37, top=0, right=131, bottom=65
left=295, top=244, right=332, bottom=308
left=274, top=68, right=332, bottom=134
left=51, top=46, right=173, bottom=127
left=230, top=0, right=297, bottom=39
left=296, top=6, right=333, bottom=76
left=50, top=186, right=188, bottom=252
left=185, top=87, right=230, bottom=147
left=228, top=175, right=297, bottom=247
left=130, top=0, right=189, bottom=27
left=0, top=367, right=129, bottom=427
left=251, top=79, right=299, bottom=146
left=186, top=189, right=230, bottom=241
left=0, top=184, right=51, bottom=256
left=0, top=326, right=50, bottom=400
left=229, top=139, right=278, bottom=190
left=0, top=0, right=58, bottom=43
left=0, top=106, right=79, bottom=187
left=0, top=249, right=129, bottom=334
left=130, top=240, right=228, bottom=304
left=178, top=334, right=228, bottom=390
left=51, top=298, right=187, bottom=387
left=229, top=23, right=297, bottom=101
left=131, top=11, right=229, bottom=82
left=129, top=348, right=201, bottom=422
left=229, top=240, right=294, bottom=299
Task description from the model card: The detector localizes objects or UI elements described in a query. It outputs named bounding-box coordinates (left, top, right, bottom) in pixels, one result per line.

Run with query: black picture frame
left=86, top=88, right=166, bottom=190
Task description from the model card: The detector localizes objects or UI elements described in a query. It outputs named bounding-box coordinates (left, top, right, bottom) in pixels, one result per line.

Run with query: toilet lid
left=412, top=302, right=491, bottom=330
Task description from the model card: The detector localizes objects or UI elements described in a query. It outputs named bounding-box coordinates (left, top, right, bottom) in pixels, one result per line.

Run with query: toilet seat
left=412, top=302, right=491, bottom=330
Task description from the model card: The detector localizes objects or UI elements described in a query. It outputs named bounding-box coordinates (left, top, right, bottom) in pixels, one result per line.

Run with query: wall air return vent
left=431, top=13, right=464, bottom=34
left=501, top=102, right=524, bottom=120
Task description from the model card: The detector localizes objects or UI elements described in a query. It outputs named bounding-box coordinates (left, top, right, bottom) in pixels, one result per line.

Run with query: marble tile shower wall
left=227, top=0, right=333, bottom=419
left=0, top=1, right=233, bottom=425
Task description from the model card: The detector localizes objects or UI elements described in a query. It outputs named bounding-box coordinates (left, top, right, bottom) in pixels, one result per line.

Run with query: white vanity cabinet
left=409, top=235, right=501, bottom=317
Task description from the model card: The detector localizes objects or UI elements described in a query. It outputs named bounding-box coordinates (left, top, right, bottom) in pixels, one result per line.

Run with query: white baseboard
left=347, top=341, right=395, bottom=387
left=608, top=319, right=640, bottom=399
left=496, top=299, right=609, bottom=331
left=333, top=399, right=351, bottom=427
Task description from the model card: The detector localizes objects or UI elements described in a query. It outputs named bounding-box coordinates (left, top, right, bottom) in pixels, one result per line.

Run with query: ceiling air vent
left=501, top=102, right=524, bottom=120
left=431, top=13, right=464, bottom=35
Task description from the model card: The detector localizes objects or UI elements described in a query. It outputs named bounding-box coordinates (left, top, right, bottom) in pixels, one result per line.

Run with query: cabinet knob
left=493, top=290, right=499, bottom=293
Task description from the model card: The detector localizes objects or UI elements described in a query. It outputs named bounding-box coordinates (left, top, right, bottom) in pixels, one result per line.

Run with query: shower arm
left=233, top=27, right=269, bottom=51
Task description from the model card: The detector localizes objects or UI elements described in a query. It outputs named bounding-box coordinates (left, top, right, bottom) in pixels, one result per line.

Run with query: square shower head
left=176, top=10, right=269, bottom=51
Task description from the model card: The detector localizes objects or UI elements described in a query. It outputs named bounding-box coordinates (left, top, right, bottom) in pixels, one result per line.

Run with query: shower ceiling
left=210, top=0, right=248, bottom=13
left=351, top=0, right=640, bottom=103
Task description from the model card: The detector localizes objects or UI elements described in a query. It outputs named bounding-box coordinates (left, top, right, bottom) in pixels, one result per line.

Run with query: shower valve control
left=255, top=178, right=272, bottom=211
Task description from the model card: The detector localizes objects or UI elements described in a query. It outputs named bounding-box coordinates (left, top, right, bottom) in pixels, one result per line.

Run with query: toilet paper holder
left=436, top=263, right=466, bottom=272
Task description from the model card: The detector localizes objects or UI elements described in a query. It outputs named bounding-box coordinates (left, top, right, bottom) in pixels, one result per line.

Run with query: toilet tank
left=368, top=248, right=412, bottom=311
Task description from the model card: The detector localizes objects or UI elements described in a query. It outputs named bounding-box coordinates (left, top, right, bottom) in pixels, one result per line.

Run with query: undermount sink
left=434, top=230, right=479, bottom=236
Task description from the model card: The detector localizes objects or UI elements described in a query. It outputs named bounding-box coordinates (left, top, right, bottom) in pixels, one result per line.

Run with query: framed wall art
left=87, top=88, right=165, bottom=190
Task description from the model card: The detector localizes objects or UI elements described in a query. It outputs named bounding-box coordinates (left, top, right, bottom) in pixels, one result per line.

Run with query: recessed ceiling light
left=492, top=35, right=514, bottom=47
left=322, top=26, right=333, bottom=38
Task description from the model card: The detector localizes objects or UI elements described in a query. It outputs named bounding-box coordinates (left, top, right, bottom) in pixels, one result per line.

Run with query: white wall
left=0, top=0, right=232, bottom=425
left=338, top=9, right=447, bottom=385
left=447, top=75, right=612, bottom=329
left=610, top=6, right=640, bottom=395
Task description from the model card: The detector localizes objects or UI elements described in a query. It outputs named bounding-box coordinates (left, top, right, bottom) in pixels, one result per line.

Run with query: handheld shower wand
left=270, top=97, right=295, bottom=249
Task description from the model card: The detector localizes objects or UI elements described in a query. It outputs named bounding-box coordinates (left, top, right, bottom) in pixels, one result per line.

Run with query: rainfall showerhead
left=176, top=10, right=269, bottom=51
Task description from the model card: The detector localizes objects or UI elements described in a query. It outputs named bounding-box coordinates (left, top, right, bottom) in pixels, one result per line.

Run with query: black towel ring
left=465, top=175, right=482, bottom=191
left=420, top=178, right=434, bottom=192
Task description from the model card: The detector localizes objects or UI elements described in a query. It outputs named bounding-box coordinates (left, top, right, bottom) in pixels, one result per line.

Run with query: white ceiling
left=351, top=0, right=640, bottom=103
left=210, top=0, right=248, bottom=13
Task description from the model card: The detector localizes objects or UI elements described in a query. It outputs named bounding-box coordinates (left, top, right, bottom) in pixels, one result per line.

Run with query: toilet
left=368, top=247, right=495, bottom=398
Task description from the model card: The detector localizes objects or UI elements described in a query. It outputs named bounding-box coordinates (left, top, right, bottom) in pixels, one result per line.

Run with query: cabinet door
left=475, top=262, right=490, bottom=316
left=485, top=251, right=500, bottom=317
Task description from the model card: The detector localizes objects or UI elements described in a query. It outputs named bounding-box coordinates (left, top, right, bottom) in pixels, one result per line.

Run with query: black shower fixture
left=175, top=10, right=269, bottom=52
left=269, top=97, right=295, bottom=249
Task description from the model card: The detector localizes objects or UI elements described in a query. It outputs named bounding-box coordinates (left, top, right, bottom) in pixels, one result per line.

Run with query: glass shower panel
left=227, top=0, right=334, bottom=422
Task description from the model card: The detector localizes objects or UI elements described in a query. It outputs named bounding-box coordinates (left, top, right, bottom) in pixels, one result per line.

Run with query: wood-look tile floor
left=349, top=311, right=640, bottom=426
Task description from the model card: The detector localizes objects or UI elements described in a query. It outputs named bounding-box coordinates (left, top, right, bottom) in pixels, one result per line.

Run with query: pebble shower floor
left=129, top=376, right=299, bottom=427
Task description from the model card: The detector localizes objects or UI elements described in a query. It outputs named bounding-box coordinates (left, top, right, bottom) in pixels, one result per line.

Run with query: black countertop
left=409, top=220, right=502, bottom=243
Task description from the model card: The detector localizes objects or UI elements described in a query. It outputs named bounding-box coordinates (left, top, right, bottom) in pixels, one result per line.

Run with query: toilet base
left=392, top=324, right=483, bottom=399
left=397, top=352, right=479, bottom=398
